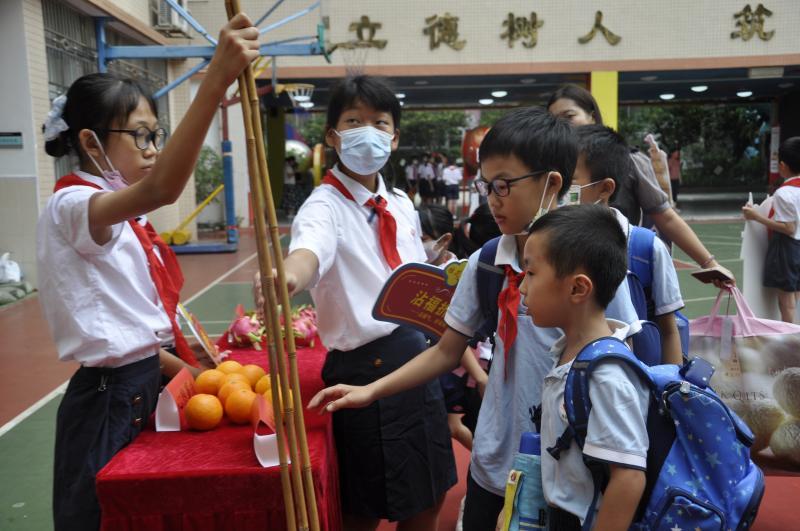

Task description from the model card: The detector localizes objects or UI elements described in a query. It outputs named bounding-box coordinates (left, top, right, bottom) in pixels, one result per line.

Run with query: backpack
left=471, top=236, right=505, bottom=347
left=628, top=226, right=691, bottom=362
left=548, top=337, right=764, bottom=531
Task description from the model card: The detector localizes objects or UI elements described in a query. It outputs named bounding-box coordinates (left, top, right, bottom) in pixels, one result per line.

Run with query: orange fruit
left=238, top=364, right=266, bottom=388
left=217, top=360, right=243, bottom=375
left=222, top=372, right=251, bottom=390
left=218, top=381, right=249, bottom=404
left=255, top=374, right=272, bottom=395
left=264, top=387, right=294, bottom=410
left=225, top=388, right=257, bottom=424
left=185, top=394, right=223, bottom=431
left=195, top=369, right=226, bottom=395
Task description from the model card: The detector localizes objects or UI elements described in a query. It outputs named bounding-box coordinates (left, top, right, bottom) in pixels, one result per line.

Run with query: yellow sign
left=501, top=12, right=544, bottom=48
left=731, top=4, right=775, bottom=41
left=578, top=11, right=621, bottom=46
left=424, top=13, right=466, bottom=51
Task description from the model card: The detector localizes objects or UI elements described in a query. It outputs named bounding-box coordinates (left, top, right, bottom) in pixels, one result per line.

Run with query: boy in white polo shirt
left=571, top=125, right=685, bottom=364
left=520, top=205, right=649, bottom=530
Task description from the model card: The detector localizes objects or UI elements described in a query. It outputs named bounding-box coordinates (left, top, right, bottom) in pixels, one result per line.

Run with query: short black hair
left=780, top=137, right=800, bottom=174
left=528, top=204, right=627, bottom=309
left=326, top=75, right=401, bottom=130
left=44, top=72, right=157, bottom=159
left=547, top=84, right=604, bottom=125
left=417, top=204, right=453, bottom=240
left=575, top=125, right=633, bottom=203
left=479, top=106, right=577, bottom=198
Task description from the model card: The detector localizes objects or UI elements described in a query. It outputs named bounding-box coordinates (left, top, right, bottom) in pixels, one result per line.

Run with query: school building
left=2, top=0, right=799, bottom=288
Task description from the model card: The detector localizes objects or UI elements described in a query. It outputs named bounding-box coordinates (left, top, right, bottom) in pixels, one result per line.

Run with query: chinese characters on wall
left=329, top=5, right=776, bottom=54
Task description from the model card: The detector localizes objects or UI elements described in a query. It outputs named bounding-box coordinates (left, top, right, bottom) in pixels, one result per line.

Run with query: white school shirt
left=772, top=178, right=800, bottom=240
left=444, top=234, right=641, bottom=496
left=442, top=165, right=462, bottom=186
left=289, top=166, right=427, bottom=352
left=418, top=163, right=436, bottom=181
left=540, top=320, right=650, bottom=523
left=37, top=170, right=172, bottom=367
left=612, top=207, right=684, bottom=316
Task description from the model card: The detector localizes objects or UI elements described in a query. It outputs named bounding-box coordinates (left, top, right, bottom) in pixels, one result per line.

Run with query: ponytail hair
left=43, top=72, right=157, bottom=159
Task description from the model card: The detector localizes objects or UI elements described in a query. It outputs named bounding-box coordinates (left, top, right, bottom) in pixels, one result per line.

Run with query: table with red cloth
left=96, top=336, right=341, bottom=531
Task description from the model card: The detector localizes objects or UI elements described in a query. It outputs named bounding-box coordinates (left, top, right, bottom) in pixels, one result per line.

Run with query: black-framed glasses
left=103, top=126, right=168, bottom=151
left=473, top=170, right=549, bottom=197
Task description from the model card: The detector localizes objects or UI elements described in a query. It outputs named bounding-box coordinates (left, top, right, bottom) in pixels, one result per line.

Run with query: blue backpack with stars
left=548, top=337, right=764, bottom=531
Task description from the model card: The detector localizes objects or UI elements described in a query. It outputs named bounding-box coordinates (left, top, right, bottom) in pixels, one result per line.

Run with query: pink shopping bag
left=690, top=287, right=800, bottom=469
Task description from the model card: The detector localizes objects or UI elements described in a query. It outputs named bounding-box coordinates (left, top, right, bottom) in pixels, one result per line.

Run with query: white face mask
left=422, top=235, right=448, bottom=263
left=516, top=173, right=555, bottom=235
left=87, top=131, right=129, bottom=191
left=565, top=181, right=603, bottom=206
left=335, top=126, right=394, bottom=176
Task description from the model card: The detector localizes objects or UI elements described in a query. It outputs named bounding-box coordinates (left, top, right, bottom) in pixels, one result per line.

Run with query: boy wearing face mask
left=271, top=76, right=456, bottom=531
left=308, top=108, right=641, bottom=531
left=570, top=125, right=684, bottom=365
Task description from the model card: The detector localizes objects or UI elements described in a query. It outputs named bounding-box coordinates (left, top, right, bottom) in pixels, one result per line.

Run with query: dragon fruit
left=289, top=305, right=318, bottom=347
left=228, top=305, right=266, bottom=350
left=229, top=304, right=318, bottom=350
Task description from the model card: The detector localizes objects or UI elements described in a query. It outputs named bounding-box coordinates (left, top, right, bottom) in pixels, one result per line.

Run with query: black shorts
left=764, top=232, right=800, bottom=292
left=322, top=327, right=457, bottom=521
left=439, top=372, right=468, bottom=413
left=419, top=179, right=435, bottom=198
left=445, top=184, right=460, bottom=200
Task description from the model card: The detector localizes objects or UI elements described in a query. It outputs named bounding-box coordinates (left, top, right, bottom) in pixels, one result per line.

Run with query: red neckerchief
left=322, top=170, right=402, bottom=269
left=496, top=265, right=524, bottom=378
left=767, top=176, right=800, bottom=238
left=53, top=174, right=199, bottom=367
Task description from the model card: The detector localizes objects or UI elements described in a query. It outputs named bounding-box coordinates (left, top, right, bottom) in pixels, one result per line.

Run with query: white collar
left=74, top=169, right=113, bottom=192
left=494, top=234, right=521, bottom=271
left=331, top=165, right=388, bottom=205
left=548, top=318, right=633, bottom=362
left=609, top=206, right=631, bottom=239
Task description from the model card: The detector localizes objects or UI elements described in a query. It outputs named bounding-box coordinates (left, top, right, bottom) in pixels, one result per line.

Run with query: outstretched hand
left=307, top=384, right=376, bottom=414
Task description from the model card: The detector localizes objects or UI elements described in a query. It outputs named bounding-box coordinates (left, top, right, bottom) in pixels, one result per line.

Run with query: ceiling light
left=414, top=80, right=428, bottom=86
left=399, top=101, right=405, bottom=106
left=491, top=90, right=508, bottom=98
left=395, top=93, right=406, bottom=99
left=778, top=82, right=794, bottom=89
left=659, top=93, right=675, bottom=101
left=737, top=90, right=753, bottom=97
left=299, top=101, right=314, bottom=109
left=479, top=98, right=494, bottom=105
left=641, top=75, right=658, bottom=82
left=690, top=85, right=708, bottom=93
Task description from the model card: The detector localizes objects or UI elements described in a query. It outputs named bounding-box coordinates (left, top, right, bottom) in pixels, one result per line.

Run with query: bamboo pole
left=231, top=8, right=309, bottom=531
left=223, top=3, right=298, bottom=530
left=240, top=31, right=322, bottom=531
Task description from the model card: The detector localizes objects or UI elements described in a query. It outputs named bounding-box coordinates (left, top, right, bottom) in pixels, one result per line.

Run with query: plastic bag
left=0, top=253, right=21, bottom=283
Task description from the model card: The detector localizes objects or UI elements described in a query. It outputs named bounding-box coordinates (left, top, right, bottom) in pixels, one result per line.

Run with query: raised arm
left=88, top=14, right=260, bottom=231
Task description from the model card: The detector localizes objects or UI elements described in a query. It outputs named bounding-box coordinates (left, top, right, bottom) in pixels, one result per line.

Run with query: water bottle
left=502, top=432, right=547, bottom=530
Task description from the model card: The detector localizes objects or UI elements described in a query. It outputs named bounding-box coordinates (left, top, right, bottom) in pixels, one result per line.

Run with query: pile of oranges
left=184, top=360, right=294, bottom=431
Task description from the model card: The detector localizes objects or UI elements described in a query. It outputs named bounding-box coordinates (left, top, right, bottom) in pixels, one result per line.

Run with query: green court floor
left=0, top=221, right=745, bottom=530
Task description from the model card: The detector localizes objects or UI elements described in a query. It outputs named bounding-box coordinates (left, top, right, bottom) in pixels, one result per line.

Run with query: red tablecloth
left=96, top=338, right=341, bottom=531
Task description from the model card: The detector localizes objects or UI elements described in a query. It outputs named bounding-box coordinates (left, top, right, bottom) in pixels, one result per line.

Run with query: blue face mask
left=335, top=126, right=394, bottom=176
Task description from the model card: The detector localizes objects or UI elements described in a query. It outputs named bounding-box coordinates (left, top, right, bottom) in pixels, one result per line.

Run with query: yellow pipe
left=174, top=184, right=224, bottom=233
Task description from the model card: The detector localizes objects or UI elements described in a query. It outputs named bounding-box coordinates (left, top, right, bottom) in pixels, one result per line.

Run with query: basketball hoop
left=332, top=40, right=372, bottom=76
left=282, top=83, right=315, bottom=108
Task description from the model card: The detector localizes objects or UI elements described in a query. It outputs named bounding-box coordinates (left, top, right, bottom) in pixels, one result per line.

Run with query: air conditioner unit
left=156, top=0, right=190, bottom=37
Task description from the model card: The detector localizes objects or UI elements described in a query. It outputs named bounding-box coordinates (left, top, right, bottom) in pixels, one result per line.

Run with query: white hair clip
left=43, top=95, right=69, bottom=142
